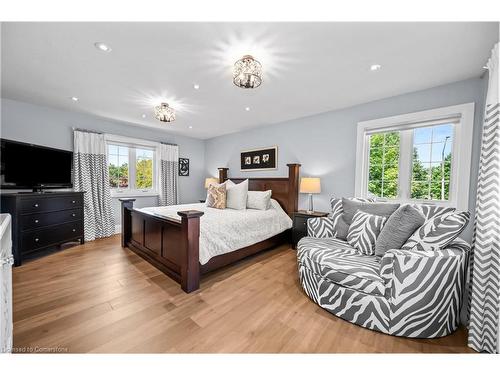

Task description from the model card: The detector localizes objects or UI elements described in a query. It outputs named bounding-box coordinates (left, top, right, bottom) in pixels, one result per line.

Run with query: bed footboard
left=120, top=199, right=204, bottom=293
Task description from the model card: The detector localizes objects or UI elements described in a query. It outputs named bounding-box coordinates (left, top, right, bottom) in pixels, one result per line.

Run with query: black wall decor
left=240, top=146, right=278, bottom=171
left=179, top=158, right=189, bottom=176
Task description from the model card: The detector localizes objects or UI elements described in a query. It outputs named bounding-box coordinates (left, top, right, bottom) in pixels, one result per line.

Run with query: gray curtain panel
left=158, top=143, right=179, bottom=206
left=73, top=130, right=115, bottom=241
left=467, top=43, right=500, bottom=354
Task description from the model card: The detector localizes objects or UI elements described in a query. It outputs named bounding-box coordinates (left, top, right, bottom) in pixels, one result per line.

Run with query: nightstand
left=292, top=210, right=328, bottom=249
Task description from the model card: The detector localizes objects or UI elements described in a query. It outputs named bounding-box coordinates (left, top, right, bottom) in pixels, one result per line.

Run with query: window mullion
left=398, top=129, right=412, bottom=200
left=129, top=147, right=136, bottom=191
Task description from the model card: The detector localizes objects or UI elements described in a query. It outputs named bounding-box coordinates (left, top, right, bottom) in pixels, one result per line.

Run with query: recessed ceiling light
left=245, top=107, right=251, bottom=111
left=189, top=126, right=193, bottom=129
left=141, top=114, right=146, bottom=119
left=71, top=96, right=79, bottom=102
left=370, top=64, right=382, bottom=71
left=94, top=42, right=112, bottom=52
left=193, top=84, right=200, bottom=90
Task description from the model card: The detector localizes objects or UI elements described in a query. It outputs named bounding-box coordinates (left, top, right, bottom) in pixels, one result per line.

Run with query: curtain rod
left=72, top=127, right=178, bottom=146
left=72, top=127, right=103, bottom=134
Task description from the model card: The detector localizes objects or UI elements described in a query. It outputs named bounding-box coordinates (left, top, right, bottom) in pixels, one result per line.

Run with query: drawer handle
left=34, top=238, right=40, bottom=242
left=34, top=219, right=39, bottom=223
left=72, top=200, right=76, bottom=204
left=71, top=213, right=76, bottom=217
left=34, top=203, right=39, bottom=208
left=72, top=229, right=76, bottom=232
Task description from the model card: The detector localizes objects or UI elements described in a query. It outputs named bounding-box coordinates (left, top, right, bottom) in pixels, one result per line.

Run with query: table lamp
left=300, top=177, right=321, bottom=213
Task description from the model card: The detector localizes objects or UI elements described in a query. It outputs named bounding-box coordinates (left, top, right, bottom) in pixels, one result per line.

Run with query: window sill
left=111, top=191, right=159, bottom=198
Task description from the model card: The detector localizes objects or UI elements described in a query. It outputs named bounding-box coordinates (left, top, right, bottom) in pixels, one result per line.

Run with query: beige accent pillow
left=206, top=184, right=226, bottom=209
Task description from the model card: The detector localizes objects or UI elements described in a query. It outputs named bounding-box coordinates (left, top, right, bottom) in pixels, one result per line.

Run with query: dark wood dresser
left=0, top=192, right=84, bottom=266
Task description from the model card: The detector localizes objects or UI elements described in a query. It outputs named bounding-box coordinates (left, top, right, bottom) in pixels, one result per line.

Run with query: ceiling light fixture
left=71, top=96, right=79, bottom=102
left=189, top=126, right=193, bottom=129
left=193, top=84, right=200, bottom=90
left=154, top=103, right=176, bottom=123
left=245, top=107, right=251, bottom=111
left=94, top=42, right=112, bottom=52
left=233, top=55, right=262, bottom=89
left=141, top=114, right=147, bottom=119
left=370, top=64, right=382, bottom=71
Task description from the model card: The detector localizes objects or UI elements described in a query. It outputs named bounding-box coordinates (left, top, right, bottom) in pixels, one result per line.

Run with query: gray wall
left=0, top=98, right=206, bottom=224
left=1, top=77, right=488, bottom=241
left=205, top=77, right=488, bottom=241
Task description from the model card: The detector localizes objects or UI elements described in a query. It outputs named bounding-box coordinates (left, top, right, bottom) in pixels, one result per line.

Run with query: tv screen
left=1, top=139, right=73, bottom=190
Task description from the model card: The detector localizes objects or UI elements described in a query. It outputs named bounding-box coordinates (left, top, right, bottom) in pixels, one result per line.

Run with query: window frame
left=355, top=103, right=475, bottom=210
left=105, top=134, right=159, bottom=197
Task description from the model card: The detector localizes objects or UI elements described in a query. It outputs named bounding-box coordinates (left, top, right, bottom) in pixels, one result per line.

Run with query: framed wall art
left=178, top=158, right=189, bottom=176
left=240, top=146, right=277, bottom=171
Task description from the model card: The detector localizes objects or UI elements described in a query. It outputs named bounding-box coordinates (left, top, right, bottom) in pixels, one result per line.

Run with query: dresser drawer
left=20, top=209, right=82, bottom=231
left=21, top=221, right=83, bottom=253
left=20, top=195, right=83, bottom=214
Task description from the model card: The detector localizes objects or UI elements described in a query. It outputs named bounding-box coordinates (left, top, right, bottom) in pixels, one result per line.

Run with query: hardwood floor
left=12, top=235, right=473, bottom=353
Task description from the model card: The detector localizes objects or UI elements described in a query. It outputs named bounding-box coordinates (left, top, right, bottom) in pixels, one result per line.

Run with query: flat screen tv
left=1, top=139, right=73, bottom=191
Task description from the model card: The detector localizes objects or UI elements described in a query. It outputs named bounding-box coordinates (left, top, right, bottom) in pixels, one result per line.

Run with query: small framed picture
left=178, top=158, right=189, bottom=176
left=240, top=146, right=277, bottom=171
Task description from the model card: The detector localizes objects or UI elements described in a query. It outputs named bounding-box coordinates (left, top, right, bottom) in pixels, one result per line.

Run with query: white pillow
left=247, top=190, right=272, bottom=210
left=225, top=179, right=248, bottom=210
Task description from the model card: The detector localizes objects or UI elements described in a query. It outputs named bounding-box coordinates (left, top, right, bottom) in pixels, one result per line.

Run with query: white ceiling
left=1, top=22, right=498, bottom=139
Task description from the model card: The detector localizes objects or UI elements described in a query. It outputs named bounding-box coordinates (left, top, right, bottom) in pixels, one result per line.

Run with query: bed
left=120, top=163, right=300, bottom=293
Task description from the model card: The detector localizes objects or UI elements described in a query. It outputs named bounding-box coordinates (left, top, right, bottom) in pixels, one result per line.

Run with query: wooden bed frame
left=120, top=163, right=301, bottom=293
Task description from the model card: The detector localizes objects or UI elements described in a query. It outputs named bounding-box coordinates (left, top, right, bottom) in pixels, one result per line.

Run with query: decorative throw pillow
left=329, top=197, right=374, bottom=240
left=374, top=204, right=425, bottom=257
left=341, top=198, right=400, bottom=225
left=247, top=190, right=272, bottom=210
left=206, top=184, right=226, bottom=209
left=401, top=211, right=470, bottom=251
left=412, top=204, right=455, bottom=220
left=347, top=210, right=387, bottom=255
left=226, top=179, right=249, bottom=210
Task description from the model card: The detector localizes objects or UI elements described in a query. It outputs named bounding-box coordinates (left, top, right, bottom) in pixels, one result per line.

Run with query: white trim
left=114, top=224, right=121, bottom=234
left=104, top=133, right=160, bottom=148
left=355, top=103, right=474, bottom=210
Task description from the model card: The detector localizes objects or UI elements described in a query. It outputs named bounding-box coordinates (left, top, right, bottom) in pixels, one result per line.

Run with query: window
left=108, top=145, right=129, bottom=189
left=356, top=103, right=474, bottom=210
left=368, top=131, right=400, bottom=198
left=105, top=135, right=158, bottom=196
left=411, top=124, right=453, bottom=201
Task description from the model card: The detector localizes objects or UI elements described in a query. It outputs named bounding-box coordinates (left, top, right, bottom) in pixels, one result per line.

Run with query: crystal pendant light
left=154, top=103, right=176, bottom=122
left=233, top=55, right=263, bottom=89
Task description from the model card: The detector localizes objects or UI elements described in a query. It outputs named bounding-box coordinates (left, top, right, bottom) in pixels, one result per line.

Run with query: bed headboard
left=218, top=163, right=301, bottom=217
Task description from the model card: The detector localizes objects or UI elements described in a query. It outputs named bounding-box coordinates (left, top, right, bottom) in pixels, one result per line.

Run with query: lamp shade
left=204, top=177, right=219, bottom=189
left=300, top=177, right=321, bottom=194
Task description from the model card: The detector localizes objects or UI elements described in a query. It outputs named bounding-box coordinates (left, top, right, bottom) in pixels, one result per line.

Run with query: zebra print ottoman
left=297, top=236, right=470, bottom=338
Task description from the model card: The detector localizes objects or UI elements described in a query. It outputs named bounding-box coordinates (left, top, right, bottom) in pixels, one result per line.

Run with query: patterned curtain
left=468, top=43, right=500, bottom=354
left=158, top=143, right=179, bottom=206
left=73, top=130, right=115, bottom=241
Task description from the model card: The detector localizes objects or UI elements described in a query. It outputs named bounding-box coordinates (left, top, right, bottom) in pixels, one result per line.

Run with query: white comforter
left=137, top=199, right=292, bottom=265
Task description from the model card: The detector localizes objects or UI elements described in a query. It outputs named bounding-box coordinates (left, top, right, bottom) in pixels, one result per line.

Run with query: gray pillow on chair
left=341, top=198, right=400, bottom=225
left=374, top=204, right=425, bottom=257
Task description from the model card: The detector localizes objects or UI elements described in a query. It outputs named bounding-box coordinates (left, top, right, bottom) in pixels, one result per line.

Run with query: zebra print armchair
left=297, top=237, right=470, bottom=338
left=297, top=199, right=471, bottom=338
